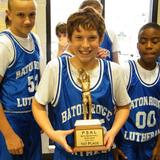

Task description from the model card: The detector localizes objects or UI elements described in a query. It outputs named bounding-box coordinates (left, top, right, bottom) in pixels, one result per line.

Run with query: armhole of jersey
left=5, top=34, right=16, bottom=68
left=108, top=61, right=116, bottom=104
left=30, top=33, right=39, bottom=54
left=127, top=60, right=133, bottom=90
left=51, top=57, right=62, bottom=107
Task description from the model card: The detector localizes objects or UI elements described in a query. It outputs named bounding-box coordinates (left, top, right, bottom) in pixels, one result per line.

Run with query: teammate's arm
left=152, top=135, right=160, bottom=160
left=0, top=75, right=24, bottom=155
left=32, top=98, right=74, bottom=153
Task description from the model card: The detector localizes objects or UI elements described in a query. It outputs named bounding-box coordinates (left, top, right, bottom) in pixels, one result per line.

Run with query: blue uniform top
left=120, top=60, right=160, bottom=143
left=50, top=56, right=116, bottom=158
left=0, top=31, right=40, bottom=113
left=100, top=32, right=112, bottom=61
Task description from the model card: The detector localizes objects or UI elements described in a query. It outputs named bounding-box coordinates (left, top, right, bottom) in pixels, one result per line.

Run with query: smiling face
left=7, top=0, right=37, bottom=38
left=69, top=26, right=102, bottom=68
left=66, top=7, right=105, bottom=69
left=137, top=27, right=160, bottom=69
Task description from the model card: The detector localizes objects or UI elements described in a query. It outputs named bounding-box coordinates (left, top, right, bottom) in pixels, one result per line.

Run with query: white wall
left=35, top=0, right=52, bottom=154
left=158, top=0, right=160, bottom=24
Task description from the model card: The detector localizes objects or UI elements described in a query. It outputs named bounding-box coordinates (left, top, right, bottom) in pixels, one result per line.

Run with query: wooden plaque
left=73, top=120, right=106, bottom=152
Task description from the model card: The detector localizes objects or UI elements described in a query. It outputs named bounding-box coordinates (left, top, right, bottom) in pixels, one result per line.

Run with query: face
left=58, top=33, right=68, bottom=46
left=69, top=26, right=102, bottom=65
left=137, top=28, right=160, bottom=69
left=7, top=0, right=36, bottom=38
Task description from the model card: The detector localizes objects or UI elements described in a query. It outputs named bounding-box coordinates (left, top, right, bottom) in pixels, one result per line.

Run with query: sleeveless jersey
left=100, top=32, right=112, bottom=61
left=0, top=31, right=40, bottom=113
left=51, top=56, right=115, bottom=158
left=121, top=60, right=160, bottom=142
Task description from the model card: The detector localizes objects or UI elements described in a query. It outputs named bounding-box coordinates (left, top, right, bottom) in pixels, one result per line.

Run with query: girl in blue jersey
left=117, top=23, right=160, bottom=160
left=32, top=7, right=130, bottom=160
left=0, top=0, right=42, bottom=160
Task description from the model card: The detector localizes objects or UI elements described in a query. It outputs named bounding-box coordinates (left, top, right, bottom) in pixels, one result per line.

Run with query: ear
left=67, top=36, right=72, bottom=43
left=6, top=10, right=11, bottom=21
left=99, top=34, right=104, bottom=45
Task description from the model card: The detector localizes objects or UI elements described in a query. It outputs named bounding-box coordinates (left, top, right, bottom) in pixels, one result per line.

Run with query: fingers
left=116, top=148, right=128, bottom=160
left=104, top=135, right=113, bottom=150
left=64, top=129, right=74, bottom=136
left=63, top=129, right=74, bottom=153
left=9, top=141, right=24, bottom=155
left=63, top=142, right=73, bottom=154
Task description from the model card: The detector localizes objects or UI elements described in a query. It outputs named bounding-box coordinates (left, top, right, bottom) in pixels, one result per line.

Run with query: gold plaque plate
left=74, top=125, right=106, bottom=152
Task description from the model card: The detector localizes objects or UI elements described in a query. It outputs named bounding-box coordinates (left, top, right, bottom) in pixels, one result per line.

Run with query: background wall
left=158, top=0, right=160, bottom=24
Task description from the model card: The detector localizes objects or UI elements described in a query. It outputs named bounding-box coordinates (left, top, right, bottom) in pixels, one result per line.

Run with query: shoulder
left=120, top=61, right=130, bottom=73
left=30, top=32, right=41, bottom=44
left=0, top=31, right=14, bottom=56
left=0, top=31, right=13, bottom=47
left=44, top=58, right=62, bottom=76
left=109, top=61, right=121, bottom=72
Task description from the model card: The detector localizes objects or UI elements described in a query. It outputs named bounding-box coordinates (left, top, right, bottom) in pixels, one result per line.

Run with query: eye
left=29, top=12, right=36, bottom=18
left=17, top=12, right=25, bottom=18
left=88, top=36, right=97, bottom=41
left=75, top=36, right=82, bottom=40
left=139, top=38, right=147, bottom=44
left=151, top=38, right=160, bottom=44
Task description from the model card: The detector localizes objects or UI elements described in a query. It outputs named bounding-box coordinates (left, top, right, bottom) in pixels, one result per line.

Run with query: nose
left=82, top=38, right=90, bottom=48
left=24, top=16, right=31, bottom=25
left=146, top=41, right=153, bottom=49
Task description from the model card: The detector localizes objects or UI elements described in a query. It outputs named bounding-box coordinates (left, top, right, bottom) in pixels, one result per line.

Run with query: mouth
left=79, top=50, right=92, bottom=55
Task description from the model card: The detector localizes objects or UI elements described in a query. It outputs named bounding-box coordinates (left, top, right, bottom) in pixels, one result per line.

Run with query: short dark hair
left=138, top=22, right=160, bottom=40
left=79, top=0, right=103, bottom=11
left=55, top=22, right=67, bottom=37
left=67, top=7, right=105, bottom=40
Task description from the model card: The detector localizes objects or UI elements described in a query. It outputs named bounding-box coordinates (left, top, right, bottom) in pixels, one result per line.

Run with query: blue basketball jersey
left=120, top=60, right=160, bottom=143
left=51, top=56, right=116, bottom=159
left=0, top=31, right=40, bottom=112
left=100, top=32, right=112, bottom=61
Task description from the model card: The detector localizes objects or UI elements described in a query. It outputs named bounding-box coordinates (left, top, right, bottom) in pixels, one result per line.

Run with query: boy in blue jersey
left=117, top=23, right=160, bottom=160
left=0, top=0, right=42, bottom=160
left=79, top=0, right=120, bottom=63
left=32, top=7, right=130, bottom=160
left=55, top=22, right=68, bottom=57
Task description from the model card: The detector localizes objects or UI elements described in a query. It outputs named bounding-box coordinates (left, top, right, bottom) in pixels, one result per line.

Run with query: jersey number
left=136, top=111, right=156, bottom=129
left=28, top=74, right=39, bottom=92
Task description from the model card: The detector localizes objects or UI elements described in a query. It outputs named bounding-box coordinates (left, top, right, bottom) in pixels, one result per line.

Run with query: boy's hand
left=51, top=129, right=74, bottom=154
left=5, top=132, right=24, bottom=155
left=152, top=145, right=160, bottom=160
left=104, top=130, right=115, bottom=150
left=112, top=147, right=128, bottom=160
left=97, top=47, right=110, bottom=59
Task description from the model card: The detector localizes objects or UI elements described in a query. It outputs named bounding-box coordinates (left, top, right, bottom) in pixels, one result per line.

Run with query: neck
left=9, top=27, right=28, bottom=38
left=138, top=59, right=156, bottom=70
left=70, top=58, right=98, bottom=71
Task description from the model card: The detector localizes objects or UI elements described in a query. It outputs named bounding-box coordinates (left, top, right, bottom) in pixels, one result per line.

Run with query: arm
left=152, top=135, right=160, bottom=160
left=104, top=63, right=130, bottom=151
left=104, top=104, right=130, bottom=150
left=112, top=147, right=128, bottom=160
left=32, top=98, right=74, bottom=153
left=108, top=30, right=120, bottom=63
left=112, top=51, right=120, bottom=64
left=0, top=76, right=24, bottom=155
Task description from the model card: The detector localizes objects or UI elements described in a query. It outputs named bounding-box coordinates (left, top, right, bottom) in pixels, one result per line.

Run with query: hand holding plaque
left=73, top=68, right=106, bottom=152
